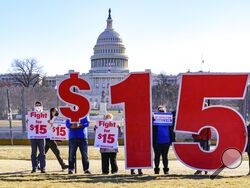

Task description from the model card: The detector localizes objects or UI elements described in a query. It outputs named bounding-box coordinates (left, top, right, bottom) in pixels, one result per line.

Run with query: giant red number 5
left=111, top=73, right=152, bottom=169
left=173, top=74, right=248, bottom=170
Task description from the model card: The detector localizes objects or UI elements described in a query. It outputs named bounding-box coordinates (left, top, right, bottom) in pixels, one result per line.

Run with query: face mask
left=158, top=110, right=165, bottom=113
left=35, top=106, right=43, bottom=112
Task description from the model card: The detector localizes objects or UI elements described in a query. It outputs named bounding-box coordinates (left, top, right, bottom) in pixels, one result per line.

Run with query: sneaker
left=163, top=168, right=169, bottom=175
left=68, top=170, right=73, bottom=174
left=138, top=169, right=143, bottom=175
left=154, top=168, right=160, bottom=174
left=102, top=172, right=109, bottom=175
left=84, top=170, right=91, bottom=174
left=131, top=169, right=135, bottom=175
left=62, top=165, right=69, bottom=170
left=41, top=169, right=46, bottom=173
left=194, top=170, right=202, bottom=175
left=31, top=169, right=36, bottom=173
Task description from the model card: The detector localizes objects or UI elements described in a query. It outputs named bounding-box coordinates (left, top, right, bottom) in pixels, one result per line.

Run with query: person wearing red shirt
left=192, top=102, right=212, bottom=175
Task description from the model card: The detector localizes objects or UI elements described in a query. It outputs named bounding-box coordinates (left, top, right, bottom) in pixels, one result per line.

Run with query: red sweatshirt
left=192, top=128, right=211, bottom=140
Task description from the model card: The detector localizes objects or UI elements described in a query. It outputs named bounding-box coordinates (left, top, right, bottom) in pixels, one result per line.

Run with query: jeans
left=30, top=139, right=45, bottom=170
left=153, top=142, right=171, bottom=172
left=68, top=138, right=89, bottom=171
left=38, top=139, right=66, bottom=168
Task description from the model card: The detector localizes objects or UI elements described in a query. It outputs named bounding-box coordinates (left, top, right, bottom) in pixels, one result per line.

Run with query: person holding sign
left=153, top=105, right=175, bottom=174
left=94, top=113, right=122, bottom=174
left=38, top=108, right=68, bottom=171
left=192, top=102, right=211, bottom=175
left=27, top=101, right=47, bottom=173
left=66, top=116, right=91, bottom=174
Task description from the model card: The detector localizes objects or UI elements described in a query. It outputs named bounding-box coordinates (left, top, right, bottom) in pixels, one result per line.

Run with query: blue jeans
left=69, top=138, right=89, bottom=171
left=30, top=139, right=45, bottom=170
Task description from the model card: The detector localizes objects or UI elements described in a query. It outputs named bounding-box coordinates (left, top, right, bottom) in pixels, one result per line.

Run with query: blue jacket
left=66, top=116, right=90, bottom=139
left=152, top=111, right=176, bottom=145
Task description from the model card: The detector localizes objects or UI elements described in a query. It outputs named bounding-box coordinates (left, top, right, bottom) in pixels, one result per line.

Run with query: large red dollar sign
left=58, top=73, right=90, bottom=123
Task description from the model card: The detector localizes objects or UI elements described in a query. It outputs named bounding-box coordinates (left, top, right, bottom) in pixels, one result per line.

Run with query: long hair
left=50, top=107, right=57, bottom=120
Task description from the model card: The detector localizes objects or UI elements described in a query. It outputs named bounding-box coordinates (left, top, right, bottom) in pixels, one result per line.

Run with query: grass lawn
left=0, top=120, right=22, bottom=127
left=0, top=146, right=250, bottom=187
left=0, top=145, right=249, bottom=161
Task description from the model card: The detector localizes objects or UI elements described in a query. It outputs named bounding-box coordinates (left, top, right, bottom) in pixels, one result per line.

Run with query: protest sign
left=27, top=111, right=50, bottom=139
left=153, top=112, right=173, bottom=126
left=94, top=120, right=119, bottom=149
left=50, top=116, right=68, bottom=140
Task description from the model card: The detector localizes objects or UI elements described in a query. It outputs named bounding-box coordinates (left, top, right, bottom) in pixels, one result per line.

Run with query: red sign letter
left=111, top=73, right=152, bottom=169
left=58, top=73, right=90, bottom=123
left=173, top=74, right=248, bottom=170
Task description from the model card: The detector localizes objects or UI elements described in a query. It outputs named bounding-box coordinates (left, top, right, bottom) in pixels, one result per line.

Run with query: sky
left=0, top=0, right=250, bottom=76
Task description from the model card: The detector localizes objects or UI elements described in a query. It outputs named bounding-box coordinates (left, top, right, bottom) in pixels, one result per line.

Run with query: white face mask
left=35, top=106, right=43, bottom=112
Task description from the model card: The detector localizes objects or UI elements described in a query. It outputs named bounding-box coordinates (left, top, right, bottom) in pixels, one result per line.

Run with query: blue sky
left=0, top=0, right=250, bottom=76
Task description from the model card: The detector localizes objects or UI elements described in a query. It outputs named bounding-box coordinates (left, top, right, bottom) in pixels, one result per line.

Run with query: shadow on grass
left=0, top=173, right=247, bottom=183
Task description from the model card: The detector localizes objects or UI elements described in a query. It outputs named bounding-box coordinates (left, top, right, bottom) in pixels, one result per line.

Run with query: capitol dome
left=89, top=9, right=129, bottom=73
left=96, top=29, right=122, bottom=43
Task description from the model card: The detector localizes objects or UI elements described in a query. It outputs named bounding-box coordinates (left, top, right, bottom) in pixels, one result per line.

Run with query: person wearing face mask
left=37, top=108, right=68, bottom=171
left=27, top=101, right=46, bottom=173
left=152, top=105, right=176, bottom=175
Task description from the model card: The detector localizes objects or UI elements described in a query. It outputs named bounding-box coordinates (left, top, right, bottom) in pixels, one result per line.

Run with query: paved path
left=0, top=159, right=249, bottom=176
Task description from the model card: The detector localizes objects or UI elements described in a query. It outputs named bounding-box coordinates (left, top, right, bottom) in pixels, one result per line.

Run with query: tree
left=9, top=58, right=44, bottom=132
left=10, top=58, right=43, bottom=87
left=152, top=74, right=179, bottom=112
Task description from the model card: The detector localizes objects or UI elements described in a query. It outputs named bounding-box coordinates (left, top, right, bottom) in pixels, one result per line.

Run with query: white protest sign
left=50, top=116, right=68, bottom=140
left=94, top=120, right=119, bottom=149
left=153, top=112, right=173, bottom=126
left=27, top=111, right=50, bottom=139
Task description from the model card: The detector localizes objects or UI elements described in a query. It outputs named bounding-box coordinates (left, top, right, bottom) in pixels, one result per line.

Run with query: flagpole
left=201, top=58, right=204, bottom=72
left=201, top=56, right=204, bottom=72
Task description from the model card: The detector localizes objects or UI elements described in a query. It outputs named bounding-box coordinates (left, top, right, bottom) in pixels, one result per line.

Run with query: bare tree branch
left=9, top=58, right=44, bottom=87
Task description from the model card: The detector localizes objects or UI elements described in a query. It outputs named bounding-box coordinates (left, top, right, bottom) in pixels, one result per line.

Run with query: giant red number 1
left=111, top=73, right=152, bottom=169
left=173, top=74, right=248, bottom=170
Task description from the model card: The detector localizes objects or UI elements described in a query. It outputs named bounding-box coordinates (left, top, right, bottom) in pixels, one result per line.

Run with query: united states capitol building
left=54, top=9, right=133, bottom=110
left=48, top=9, right=177, bottom=110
